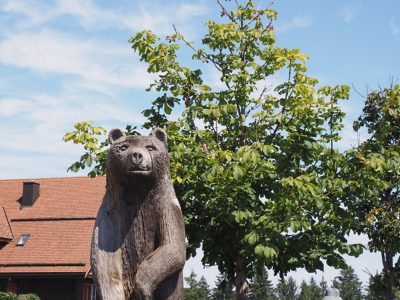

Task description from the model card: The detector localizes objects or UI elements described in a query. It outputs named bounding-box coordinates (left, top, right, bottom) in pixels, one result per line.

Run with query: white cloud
left=119, top=2, right=208, bottom=36
left=0, top=0, right=57, bottom=29
left=279, top=15, right=315, bottom=33
left=0, top=91, right=146, bottom=179
left=0, top=30, right=155, bottom=93
left=0, top=0, right=206, bottom=179
left=0, top=94, right=146, bottom=156
left=390, top=18, right=399, bottom=37
left=339, top=4, right=361, bottom=23
left=1, top=0, right=208, bottom=36
left=0, top=98, right=32, bottom=117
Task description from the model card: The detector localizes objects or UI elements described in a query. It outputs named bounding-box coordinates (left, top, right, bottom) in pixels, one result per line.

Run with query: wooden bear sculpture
left=91, top=128, right=186, bottom=300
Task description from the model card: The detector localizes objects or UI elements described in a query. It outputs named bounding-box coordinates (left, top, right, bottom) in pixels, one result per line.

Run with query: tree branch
left=270, top=66, right=293, bottom=138
left=217, top=0, right=235, bottom=22
left=173, top=25, right=223, bottom=73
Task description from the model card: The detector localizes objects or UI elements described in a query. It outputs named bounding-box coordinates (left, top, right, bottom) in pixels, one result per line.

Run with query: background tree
left=248, top=267, right=276, bottom=300
left=343, top=85, right=400, bottom=300
left=366, top=272, right=386, bottom=300
left=65, top=1, right=363, bottom=298
left=308, top=277, right=323, bottom=299
left=212, top=274, right=235, bottom=300
left=276, top=277, right=297, bottom=300
left=298, top=280, right=311, bottom=300
left=184, top=271, right=212, bottom=300
left=333, top=266, right=364, bottom=300
left=319, top=276, right=328, bottom=296
left=298, top=277, right=323, bottom=300
left=366, top=271, right=400, bottom=300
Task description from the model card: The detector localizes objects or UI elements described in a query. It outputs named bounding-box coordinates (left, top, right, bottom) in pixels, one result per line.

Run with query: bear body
left=91, top=128, right=186, bottom=300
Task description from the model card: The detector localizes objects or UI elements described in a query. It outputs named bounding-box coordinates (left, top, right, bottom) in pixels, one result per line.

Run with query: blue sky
left=1, top=0, right=400, bottom=290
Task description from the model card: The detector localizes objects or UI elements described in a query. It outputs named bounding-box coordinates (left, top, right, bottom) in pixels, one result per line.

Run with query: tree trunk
left=235, top=255, right=248, bottom=300
left=381, top=250, right=395, bottom=300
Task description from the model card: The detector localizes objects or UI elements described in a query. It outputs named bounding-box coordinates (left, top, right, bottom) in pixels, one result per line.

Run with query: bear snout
left=132, top=151, right=144, bottom=165
left=126, top=148, right=152, bottom=172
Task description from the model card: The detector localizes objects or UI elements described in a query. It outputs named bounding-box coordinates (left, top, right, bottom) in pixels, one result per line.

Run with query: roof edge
left=11, top=216, right=96, bottom=222
left=0, top=175, right=105, bottom=182
left=0, top=262, right=86, bottom=267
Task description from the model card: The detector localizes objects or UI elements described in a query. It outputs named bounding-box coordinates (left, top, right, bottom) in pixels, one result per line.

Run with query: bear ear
left=108, top=128, right=125, bottom=143
left=151, top=128, right=167, bottom=144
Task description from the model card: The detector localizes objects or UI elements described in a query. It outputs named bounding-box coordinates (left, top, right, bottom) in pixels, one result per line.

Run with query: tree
left=276, top=277, right=297, bottom=300
left=366, top=272, right=386, bottom=300
left=65, top=1, right=363, bottom=298
left=298, top=280, right=311, bottom=300
left=308, top=277, right=323, bottom=299
left=366, top=271, right=400, bottom=300
left=248, top=267, right=276, bottom=300
left=298, top=277, right=323, bottom=300
left=184, top=271, right=212, bottom=300
left=319, top=276, right=328, bottom=296
left=344, top=85, right=400, bottom=300
left=212, top=274, right=235, bottom=300
left=333, top=266, right=363, bottom=300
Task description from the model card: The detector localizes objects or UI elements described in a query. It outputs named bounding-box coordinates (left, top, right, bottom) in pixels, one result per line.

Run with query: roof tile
left=0, top=176, right=105, bottom=274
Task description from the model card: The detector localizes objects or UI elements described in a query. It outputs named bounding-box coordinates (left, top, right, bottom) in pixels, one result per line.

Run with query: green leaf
left=255, top=245, right=265, bottom=256
left=246, top=232, right=258, bottom=245
left=233, top=165, right=244, bottom=181
left=164, top=104, right=172, bottom=115
left=263, top=246, right=277, bottom=258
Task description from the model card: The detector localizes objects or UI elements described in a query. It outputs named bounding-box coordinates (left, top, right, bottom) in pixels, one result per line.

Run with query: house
left=0, top=176, right=106, bottom=300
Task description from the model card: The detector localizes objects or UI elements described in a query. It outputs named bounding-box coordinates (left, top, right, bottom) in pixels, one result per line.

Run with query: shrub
left=0, top=292, right=18, bottom=300
left=17, top=295, right=40, bottom=300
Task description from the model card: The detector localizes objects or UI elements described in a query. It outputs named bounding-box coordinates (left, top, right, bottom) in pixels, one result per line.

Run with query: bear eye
left=146, top=145, right=157, bottom=152
left=119, top=144, right=129, bottom=151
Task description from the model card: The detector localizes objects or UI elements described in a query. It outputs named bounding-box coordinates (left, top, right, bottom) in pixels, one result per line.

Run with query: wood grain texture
left=91, top=129, right=186, bottom=300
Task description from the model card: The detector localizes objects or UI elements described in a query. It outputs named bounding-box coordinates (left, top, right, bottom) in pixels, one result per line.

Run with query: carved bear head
left=106, top=128, right=169, bottom=183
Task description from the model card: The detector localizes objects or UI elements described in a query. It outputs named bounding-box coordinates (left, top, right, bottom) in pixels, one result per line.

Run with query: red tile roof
left=0, top=176, right=105, bottom=275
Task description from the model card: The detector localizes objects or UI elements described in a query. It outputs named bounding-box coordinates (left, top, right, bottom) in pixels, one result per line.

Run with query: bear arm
left=134, top=203, right=186, bottom=296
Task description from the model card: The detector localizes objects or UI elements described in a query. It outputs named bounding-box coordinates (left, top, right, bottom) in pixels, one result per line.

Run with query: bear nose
left=131, top=151, right=143, bottom=165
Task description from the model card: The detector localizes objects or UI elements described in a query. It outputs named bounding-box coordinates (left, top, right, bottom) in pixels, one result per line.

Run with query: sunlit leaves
left=127, top=0, right=355, bottom=280
left=255, top=244, right=277, bottom=259
left=65, top=0, right=356, bottom=285
left=343, top=85, right=400, bottom=297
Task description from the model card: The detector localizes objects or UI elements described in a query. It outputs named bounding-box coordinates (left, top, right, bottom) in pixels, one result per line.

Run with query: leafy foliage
left=0, top=293, right=40, bottom=300
left=17, top=295, right=40, bottom=300
left=129, top=0, right=359, bottom=280
left=343, top=85, right=400, bottom=299
left=64, top=0, right=363, bottom=297
left=0, top=293, right=17, bottom=300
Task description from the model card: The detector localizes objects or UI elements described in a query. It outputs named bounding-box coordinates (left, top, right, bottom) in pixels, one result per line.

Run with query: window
left=16, top=234, right=29, bottom=246
left=82, top=282, right=96, bottom=300
left=91, top=284, right=97, bottom=300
